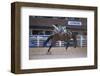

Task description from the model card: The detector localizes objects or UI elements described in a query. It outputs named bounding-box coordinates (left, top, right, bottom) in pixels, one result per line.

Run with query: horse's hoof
left=47, top=52, right=52, bottom=55
left=66, top=47, right=68, bottom=50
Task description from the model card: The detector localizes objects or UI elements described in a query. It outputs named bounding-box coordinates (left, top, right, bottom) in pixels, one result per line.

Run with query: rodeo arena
left=29, top=16, right=87, bottom=59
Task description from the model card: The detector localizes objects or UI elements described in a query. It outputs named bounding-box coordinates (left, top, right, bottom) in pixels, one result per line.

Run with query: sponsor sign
left=68, top=21, right=82, bottom=26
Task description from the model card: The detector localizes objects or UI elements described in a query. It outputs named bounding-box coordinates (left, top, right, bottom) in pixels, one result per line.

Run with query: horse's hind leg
left=65, top=40, right=70, bottom=51
left=73, top=38, right=77, bottom=48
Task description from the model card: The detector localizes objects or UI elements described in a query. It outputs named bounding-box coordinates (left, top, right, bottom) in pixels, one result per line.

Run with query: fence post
left=37, top=35, right=40, bottom=47
left=59, top=41, right=62, bottom=47
left=80, top=35, right=83, bottom=48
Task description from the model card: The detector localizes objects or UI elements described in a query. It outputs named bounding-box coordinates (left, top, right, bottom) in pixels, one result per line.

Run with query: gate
left=77, top=35, right=87, bottom=47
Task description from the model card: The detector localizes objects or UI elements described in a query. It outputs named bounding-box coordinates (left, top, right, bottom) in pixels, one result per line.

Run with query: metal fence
left=29, top=35, right=87, bottom=48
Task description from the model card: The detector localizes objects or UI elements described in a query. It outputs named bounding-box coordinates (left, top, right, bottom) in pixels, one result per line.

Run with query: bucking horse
left=43, top=24, right=78, bottom=54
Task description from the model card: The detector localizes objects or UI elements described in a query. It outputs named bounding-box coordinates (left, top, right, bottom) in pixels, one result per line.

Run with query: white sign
left=68, top=21, right=82, bottom=25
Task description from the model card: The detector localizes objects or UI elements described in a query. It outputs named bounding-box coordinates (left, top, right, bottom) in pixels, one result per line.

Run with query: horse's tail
left=43, top=35, right=53, bottom=47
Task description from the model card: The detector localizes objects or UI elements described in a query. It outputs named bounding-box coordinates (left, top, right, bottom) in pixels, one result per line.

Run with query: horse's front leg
left=47, top=42, right=55, bottom=55
left=43, top=36, right=52, bottom=47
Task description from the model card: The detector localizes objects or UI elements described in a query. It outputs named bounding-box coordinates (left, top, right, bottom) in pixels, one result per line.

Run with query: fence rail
left=29, top=35, right=87, bottom=47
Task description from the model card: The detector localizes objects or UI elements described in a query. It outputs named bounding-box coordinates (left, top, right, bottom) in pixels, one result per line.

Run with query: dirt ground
left=29, top=47, right=87, bottom=60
